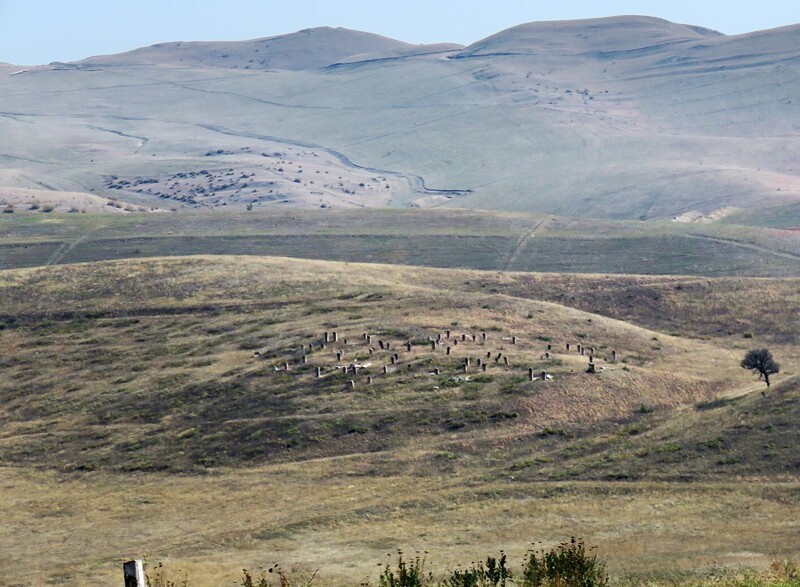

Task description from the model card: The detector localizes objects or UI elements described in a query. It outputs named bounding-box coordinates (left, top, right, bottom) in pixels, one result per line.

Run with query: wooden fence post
left=123, top=560, right=145, bottom=587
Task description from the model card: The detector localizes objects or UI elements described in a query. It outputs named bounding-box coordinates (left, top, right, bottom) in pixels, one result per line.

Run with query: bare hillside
left=1, top=16, right=800, bottom=219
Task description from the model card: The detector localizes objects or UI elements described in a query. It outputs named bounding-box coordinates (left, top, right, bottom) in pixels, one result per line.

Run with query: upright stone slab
left=123, top=561, right=146, bottom=587
left=528, top=367, right=534, bottom=381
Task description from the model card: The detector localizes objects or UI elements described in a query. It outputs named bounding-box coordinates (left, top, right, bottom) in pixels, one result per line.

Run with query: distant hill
left=79, top=26, right=459, bottom=71
left=2, top=16, right=800, bottom=220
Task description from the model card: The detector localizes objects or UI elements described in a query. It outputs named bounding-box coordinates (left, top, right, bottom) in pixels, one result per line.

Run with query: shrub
left=380, top=551, right=432, bottom=587
left=520, top=538, right=608, bottom=587
left=443, top=554, right=511, bottom=587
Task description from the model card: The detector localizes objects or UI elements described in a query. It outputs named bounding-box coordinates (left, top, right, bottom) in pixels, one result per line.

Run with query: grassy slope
left=1, top=255, right=799, bottom=585
left=1, top=209, right=800, bottom=277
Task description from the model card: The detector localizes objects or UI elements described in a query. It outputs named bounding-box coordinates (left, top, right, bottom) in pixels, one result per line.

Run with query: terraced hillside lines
left=2, top=209, right=800, bottom=276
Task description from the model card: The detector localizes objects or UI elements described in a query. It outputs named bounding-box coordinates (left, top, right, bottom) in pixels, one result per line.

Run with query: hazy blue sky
left=2, top=0, right=800, bottom=65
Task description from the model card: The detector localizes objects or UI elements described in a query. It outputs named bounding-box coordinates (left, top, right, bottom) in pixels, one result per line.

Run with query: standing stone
left=446, top=330, right=451, bottom=338
left=284, top=362, right=290, bottom=371
left=352, top=365, right=359, bottom=375
left=465, top=358, right=471, bottom=367
left=482, top=332, right=487, bottom=341
left=545, top=352, right=550, bottom=359
left=611, top=350, right=618, bottom=362
left=324, top=332, right=329, bottom=343
left=333, top=331, right=338, bottom=342
left=591, top=347, right=595, bottom=354
left=367, top=376, right=373, bottom=384
left=589, top=355, right=594, bottom=364
left=123, top=561, right=146, bottom=587
left=482, top=364, right=487, bottom=372
left=454, top=340, right=458, bottom=346
left=349, top=380, right=355, bottom=389
left=547, top=344, right=552, bottom=350
left=581, top=348, right=586, bottom=356
left=336, top=351, right=343, bottom=361
left=487, top=351, right=492, bottom=358
left=391, top=356, right=396, bottom=365
left=463, top=364, right=469, bottom=373
left=541, top=371, right=548, bottom=381
left=383, top=365, right=388, bottom=374
left=504, top=357, right=510, bottom=366
left=528, top=367, right=534, bottom=381
left=431, top=340, right=436, bottom=351
left=512, top=336, right=517, bottom=345
left=302, top=355, right=308, bottom=364
left=566, top=343, right=571, bottom=351
left=477, top=358, right=482, bottom=366
left=407, top=342, right=412, bottom=352
left=343, top=338, right=348, bottom=345
left=379, top=340, right=385, bottom=349
left=462, top=334, right=467, bottom=342
left=434, top=368, right=440, bottom=375
left=472, top=334, right=477, bottom=342
left=446, top=346, right=451, bottom=355
left=369, top=348, right=374, bottom=356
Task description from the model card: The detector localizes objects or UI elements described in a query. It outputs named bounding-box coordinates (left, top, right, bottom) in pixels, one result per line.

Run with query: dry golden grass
left=1, top=255, right=798, bottom=585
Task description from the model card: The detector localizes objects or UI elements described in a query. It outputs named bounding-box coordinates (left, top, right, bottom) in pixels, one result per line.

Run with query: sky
left=2, top=0, right=800, bottom=65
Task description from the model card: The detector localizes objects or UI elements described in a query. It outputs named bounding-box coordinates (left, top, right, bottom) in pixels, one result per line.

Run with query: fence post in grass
left=482, top=332, right=487, bottom=341
left=512, top=336, right=517, bottom=345
left=611, top=350, right=617, bottom=362
left=123, top=560, right=145, bottom=587
left=504, top=356, right=510, bottom=366
left=316, top=367, right=322, bottom=378
left=462, top=334, right=467, bottom=341
left=482, top=363, right=487, bottom=372
left=407, top=342, right=412, bottom=352
left=431, top=340, right=436, bottom=351
left=446, top=346, right=451, bottom=355
left=528, top=367, right=534, bottom=381
left=447, top=330, right=451, bottom=338
left=383, top=365, right=388, bottom=374
left=324, top=332, right=329, bottom=343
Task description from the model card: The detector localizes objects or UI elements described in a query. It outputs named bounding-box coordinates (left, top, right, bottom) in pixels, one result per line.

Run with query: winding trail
left=501, top=218, right=551, bottom=271
left=45, top=233, right=90, bottom=266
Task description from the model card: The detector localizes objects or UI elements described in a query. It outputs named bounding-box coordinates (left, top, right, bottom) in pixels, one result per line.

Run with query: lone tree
left=741, top=348, right=780, bottom=387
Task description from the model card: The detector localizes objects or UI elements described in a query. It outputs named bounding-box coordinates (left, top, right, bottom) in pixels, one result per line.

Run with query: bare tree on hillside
left=741, top=348, right=780, bottom=388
